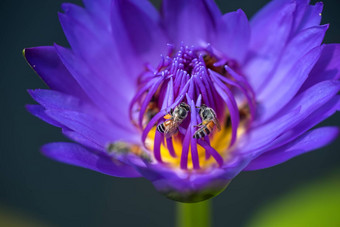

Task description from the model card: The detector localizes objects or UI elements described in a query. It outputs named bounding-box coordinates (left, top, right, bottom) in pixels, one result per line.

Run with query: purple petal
left=112, top=0, right=168, bottom=66
left=135, top=163, right=230, bottom=202
left=244, top=126, right=339, bottom=171
left=59, top=3, right=140, bottom=98
left=161, top=0, right=221, bottom=45
left=245, top=1, right=295, bottom=92
left=238, top=107, right=301, bottom=156
left=259, top=24, right=328, bottom=98
left=61, top=3, right=98, bottom=31
left=28, top=89, right=95, bottom=113
left=239, top=80, right=340, bottom=156
left=45, top=109, right=139, bottom=149
left=42, top=142, right=140, bottom=178
left=54, top=44, right=135, bottom=130
left=24, top=46, right=88, bottom=100
left=301, top=44, right=340, bottom=91
left=296, top=2, right=323, bottom=33
left=62, top=129, right=103, bottom=151
left=26, top=104, right=63, bottom=127
left=58, top=10, right=135, bottom=87
left=250, top=0, right=292, bottom=27
left=259, top=95, right=340, bottom=155
left=290, top=0, right=309, bottom=35
left=257, top=46, right=323, bottom=121
left=27, top=89, right=134, bottom=132
left=214, top=9, right=250, bottom=64
left=83, top=0, right=111, bottom=25
left=276, top=80, right=340, bottom=122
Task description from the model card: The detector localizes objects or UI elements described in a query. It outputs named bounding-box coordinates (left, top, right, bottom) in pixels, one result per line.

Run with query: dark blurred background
left=0, top=0, right=339, bottom=226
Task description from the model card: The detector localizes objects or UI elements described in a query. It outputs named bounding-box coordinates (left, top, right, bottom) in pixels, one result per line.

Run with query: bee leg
left=193, top=122, right=203, bottom=127
left=174, top=129, right=179, bottom=136
left=165, top=133, right=172, bottom=139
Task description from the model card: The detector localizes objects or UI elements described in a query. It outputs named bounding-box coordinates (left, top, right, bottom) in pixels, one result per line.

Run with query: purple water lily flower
left=25, top=0, right=339, bottom=202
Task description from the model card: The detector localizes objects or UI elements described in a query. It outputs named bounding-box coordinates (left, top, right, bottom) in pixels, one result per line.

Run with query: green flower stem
left=176, top=200, right=211, bottom=227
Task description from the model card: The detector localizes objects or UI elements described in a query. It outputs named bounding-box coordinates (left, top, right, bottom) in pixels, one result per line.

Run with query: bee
left=203, top=54, right=226, bottom=75
left=144, top=100, right=159, bottom=125
left=157, top=102, right=191, bottom=138
left=193, top=104, right=221, bottom=139
left=107, top=141, right=151, bottom=162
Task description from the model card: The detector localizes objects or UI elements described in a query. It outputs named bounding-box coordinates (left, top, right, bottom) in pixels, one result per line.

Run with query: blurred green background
left=0, top=0, right=339, bottom=226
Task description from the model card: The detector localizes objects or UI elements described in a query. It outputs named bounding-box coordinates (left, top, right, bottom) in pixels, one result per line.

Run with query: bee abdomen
left=157, top=123, right=165, bottom=133
left=193, top=126, right=211, bottom=139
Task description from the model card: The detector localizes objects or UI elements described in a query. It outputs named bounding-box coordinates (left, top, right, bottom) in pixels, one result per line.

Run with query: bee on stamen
left=157, top=102, right=191, bottom=138
left=193, top=104, right=221, bottom=139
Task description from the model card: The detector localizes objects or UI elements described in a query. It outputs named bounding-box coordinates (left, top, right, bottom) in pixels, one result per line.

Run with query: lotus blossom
left=25, top=0, right=340, bottom=202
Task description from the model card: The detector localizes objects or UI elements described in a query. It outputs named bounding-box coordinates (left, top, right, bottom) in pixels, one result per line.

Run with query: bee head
left=197, top=104, right=208, bottom=117
left=179, top=102, right=191, bottom=112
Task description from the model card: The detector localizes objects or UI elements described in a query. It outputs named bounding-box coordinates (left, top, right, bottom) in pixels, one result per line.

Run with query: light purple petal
left=135, top=163, right=231, bottom=202
left=58, top=10, right=135, bottom=90
left=237, top=107, right=301, bottom=156
left=245, top=1, right=295, bottom=92
left=257, top=95, right=340, bottom=155
left=161, top=0, right=221, bottom=45
left=27, top=89, right=131, bottom=129
left=24, top=46, right=88, bottom=100
left=300, top=44, right=340, bottom=91
left=275, top=80, right=340, bottom=121
left=257, top=46, right=323, bottom=121
left=62, top=129, right=103, bottom=151
left=83, top=0, right=111, bottom=25
left=26, top=104, right=63, bottom=127
left=290, top=0, right=309, bottom=35
left=45, top=109, right=140, bottom=148
left=239, top=80, right=340, bottom=156
left=295, top=2, right=323, bottom=33
left=250, top=0, right=292, bottom=28
left=28, top=90, right=139, bottom=145
left=28, top=89, right=96, bottom=113
left=258, top=24, right=327, bottom=99
left=111, top=0, right=168, bottom=67
left=244, top=126, right=339, bottom=171
left=42, top=142, right=141, bottom=178
left=214, top=9, right=250, bottom=64
left=54, top=44, right=135, bottom=131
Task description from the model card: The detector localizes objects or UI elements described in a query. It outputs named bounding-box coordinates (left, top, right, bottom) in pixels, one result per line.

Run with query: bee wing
left=164, top=121, right=179, bottom=138
left=214, top=118, right=221, bottom=131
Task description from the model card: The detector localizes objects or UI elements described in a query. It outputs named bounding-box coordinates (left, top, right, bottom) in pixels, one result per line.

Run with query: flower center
left=128, top=44, right=255, bottom=170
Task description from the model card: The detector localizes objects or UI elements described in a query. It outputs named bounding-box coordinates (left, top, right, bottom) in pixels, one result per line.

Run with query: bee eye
left=179, top=109, right=187, bottom=117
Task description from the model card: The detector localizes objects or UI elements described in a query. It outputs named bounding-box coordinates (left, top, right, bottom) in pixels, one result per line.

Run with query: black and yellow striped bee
left=193, top=104, right=221, bottom=139
left=157, top=102, right=191, bottom=138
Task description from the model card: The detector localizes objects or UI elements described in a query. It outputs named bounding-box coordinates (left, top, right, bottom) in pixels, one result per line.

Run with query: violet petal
left=244, top=126, right=339, bottom=171
left=42, top=142, right=140, bottom=177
